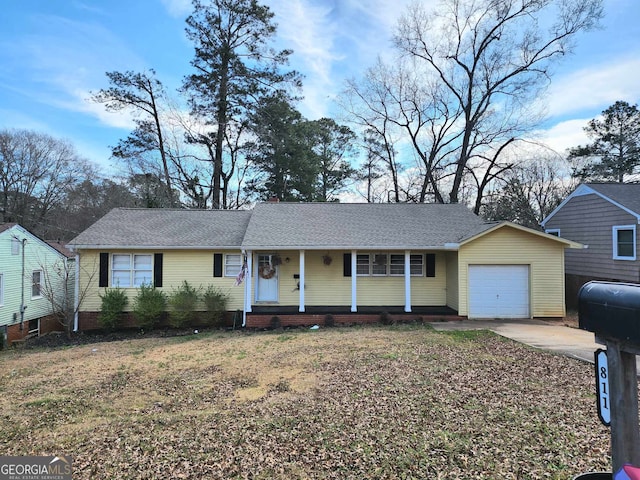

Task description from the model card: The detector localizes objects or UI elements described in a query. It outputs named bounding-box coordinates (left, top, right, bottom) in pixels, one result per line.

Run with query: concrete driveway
left=428, top=318, right=601, bottom=363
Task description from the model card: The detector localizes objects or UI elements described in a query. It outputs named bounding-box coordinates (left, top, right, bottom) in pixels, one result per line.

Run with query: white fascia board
left=70, top=245, right=244, bottom=250
left=541, top=184, right=594, bottom=227
left=241, top=245, right=448, bottom=251
left=9, top=224, right=68, bottom=259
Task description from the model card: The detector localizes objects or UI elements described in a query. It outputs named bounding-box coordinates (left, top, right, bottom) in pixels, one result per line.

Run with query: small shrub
left=202, top=285, right=229, bottom=327
left=133, top=284, right=167, bottom=329
left=379, top=311, right=394, bottom=326
left=324, top=314, right=335, bottom=327
left=168, top=281, right=201, bottom=328
left=98, top=288, right=128, bottom=329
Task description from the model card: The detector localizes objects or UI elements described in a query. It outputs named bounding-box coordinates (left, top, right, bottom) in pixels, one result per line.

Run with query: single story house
left=68, top=203, right=580, bottom=329
left=541, top=183, right=640, bottom=308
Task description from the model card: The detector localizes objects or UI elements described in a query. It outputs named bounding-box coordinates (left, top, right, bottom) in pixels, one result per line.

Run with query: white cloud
left=545, top=56, right=640, bottom=118
left=10, top=14, right=146, bottom=129
left=532, top=118, right=591, bottom=155
left=160, top=0, right=192, bottom=18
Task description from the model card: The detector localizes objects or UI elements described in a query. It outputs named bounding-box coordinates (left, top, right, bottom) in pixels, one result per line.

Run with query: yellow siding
left=458, top=227, right=566, bottom=317
left=410, top=252, right=447, bottom=305
left=261, top=250, right=446, bottom=307
left=445, top=252, right=459, bottom=311
left=302, top=251, right=351, bottom=306
left=78, top=249, right=245, bottom=312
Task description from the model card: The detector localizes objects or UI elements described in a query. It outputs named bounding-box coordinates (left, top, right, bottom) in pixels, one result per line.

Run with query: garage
left=468, top=265, right=530, bottom=319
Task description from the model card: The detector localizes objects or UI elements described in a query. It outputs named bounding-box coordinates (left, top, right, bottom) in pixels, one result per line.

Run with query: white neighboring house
left=0, top=224, right=75, bottom=346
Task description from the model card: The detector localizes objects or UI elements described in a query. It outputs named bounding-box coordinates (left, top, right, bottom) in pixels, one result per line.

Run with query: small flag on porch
left=234, top=261, right=247, bottom=287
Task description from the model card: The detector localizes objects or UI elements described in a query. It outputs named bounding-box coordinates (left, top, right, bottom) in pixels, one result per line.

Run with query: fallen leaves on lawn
left=0, top=326, right=612, bottom=479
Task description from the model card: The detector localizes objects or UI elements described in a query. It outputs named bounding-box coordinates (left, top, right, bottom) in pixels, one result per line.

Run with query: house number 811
left=595, top=349, right=611, bottom=427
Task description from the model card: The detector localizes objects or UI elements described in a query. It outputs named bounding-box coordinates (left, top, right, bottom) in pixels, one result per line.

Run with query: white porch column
left=299, top=250, right=305, bottom=312
left=351, top=250, right=357, bottom=312
left=404, top=250, right=412, bottom=312
left=245, top=251, right=253, bottom=313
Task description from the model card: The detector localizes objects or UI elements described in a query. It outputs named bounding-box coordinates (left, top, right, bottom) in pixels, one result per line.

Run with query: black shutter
left=154, top=253, right=163, bottom=287
left=99, top=253, right=109, bottom=287
left=343, top=253, right=352, bottom=277
left=213, top=253, right=223, bottom=277
left=426, top=254, right=436, bottom=277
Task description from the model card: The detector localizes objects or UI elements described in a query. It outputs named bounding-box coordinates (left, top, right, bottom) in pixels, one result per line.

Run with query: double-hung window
left=32, top=270, right=42, bottom=298
left=389, top=254, right=405, bottom=275
left=356, top=254, right=370, bottom=276
left=613, top=225, right=636, bottom=260
left=372, top=254, right=387, bottom=275
left=225, top=254, right=242, bottom=277
left=11, top=238, right=20, bottom=255
left=112, top=254, right=153, bottom=287
left=410, top=254, right=424, bottom=275
left=357, top=253, right=427, bottom=276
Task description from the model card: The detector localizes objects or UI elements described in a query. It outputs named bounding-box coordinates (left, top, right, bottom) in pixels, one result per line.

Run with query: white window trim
left=357, top=253, right=425, bottom=277
left=0, top=273, right=3, bottom=306
left=28, top=318, right=40, bottom=336
left=545, top=229, right=560, bottom=237
left=111, top=254, right=154, bottom=287
left=31, top=270, right=43, bottom=299
left=224, top=254, right=242, bottom=277
left=409, top=254, right=425, bottom=276
left=356, top=254, right=370, bottom=276
left=11, top=238, right=20, bottom=255
left=613, top=225, right=636, bottom=260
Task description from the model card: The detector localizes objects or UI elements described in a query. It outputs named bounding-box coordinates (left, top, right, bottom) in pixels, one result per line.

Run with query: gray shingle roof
left=241, top=203, right=486, bottom=249
left=68, top=208, right=252, bottom=248
left=588, top=183, right=640, bottom=215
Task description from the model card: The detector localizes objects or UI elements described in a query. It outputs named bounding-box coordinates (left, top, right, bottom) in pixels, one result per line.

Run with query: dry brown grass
left=0, top=325, right=610, bottom=479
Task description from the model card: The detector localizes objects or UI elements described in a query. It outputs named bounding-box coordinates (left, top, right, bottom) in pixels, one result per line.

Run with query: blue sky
left=1, top=0, right=639, bottom=176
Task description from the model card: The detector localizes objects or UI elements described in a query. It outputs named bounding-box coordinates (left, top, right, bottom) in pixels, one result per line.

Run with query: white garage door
left=468, top=265, right=530, bottom=319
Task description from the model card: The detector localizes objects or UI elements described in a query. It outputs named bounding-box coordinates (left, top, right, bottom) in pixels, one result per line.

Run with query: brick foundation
left=245, top=312, right=464, bottom=329
left=76, top=310, right=462, bottom=331
left=6, top=315, right=64, bottom=346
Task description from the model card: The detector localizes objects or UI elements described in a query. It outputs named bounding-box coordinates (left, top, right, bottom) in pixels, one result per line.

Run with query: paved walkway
left=427, top=319, right=601, bottom=363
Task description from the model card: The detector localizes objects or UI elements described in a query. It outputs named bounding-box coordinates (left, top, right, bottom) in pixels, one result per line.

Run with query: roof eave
left=240, top=244, right=451, bottom=251
left=69, top=244, right=244, bottom=251
left=460, top=221, right=583, bottom=248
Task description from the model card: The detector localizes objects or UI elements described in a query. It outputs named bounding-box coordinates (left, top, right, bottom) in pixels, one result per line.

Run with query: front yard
left=0, top=325, right=610, bottom=479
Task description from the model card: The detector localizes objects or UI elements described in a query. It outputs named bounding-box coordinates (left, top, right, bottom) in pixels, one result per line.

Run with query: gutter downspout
left=73, top=252, right=80, bottom=332
left=20, top=238, right=27, bottom=330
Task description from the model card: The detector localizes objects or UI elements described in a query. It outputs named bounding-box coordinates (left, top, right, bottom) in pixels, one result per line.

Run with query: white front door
left=256, top=254, right=278, bottom=302
left=468, top=265, right=530, bottom=318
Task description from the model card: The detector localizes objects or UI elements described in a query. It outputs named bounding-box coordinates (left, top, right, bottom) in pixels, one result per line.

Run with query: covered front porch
left=241, top=249, right=457, bottom=326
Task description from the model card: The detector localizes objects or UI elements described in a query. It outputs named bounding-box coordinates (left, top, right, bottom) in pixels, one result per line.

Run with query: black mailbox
left=578, top=281, right=640, bottom=343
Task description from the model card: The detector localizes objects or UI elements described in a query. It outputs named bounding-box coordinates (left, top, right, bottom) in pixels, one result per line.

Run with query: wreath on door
left=259, top=264, right=277, bottom=279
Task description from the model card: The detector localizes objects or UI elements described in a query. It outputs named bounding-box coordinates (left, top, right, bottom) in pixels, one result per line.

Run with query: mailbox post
left=579, top=281, right=640, bottom=472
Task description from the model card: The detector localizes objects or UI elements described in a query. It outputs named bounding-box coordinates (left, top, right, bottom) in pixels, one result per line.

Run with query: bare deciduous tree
left=0, top=129, right=93, bottom=237
left=37, top=253, right=97, bottom=337
left=395, top=0, right=602, bottom=205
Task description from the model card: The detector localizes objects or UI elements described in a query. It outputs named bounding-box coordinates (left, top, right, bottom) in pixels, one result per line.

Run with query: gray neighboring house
left=541, top=183, right=640, bottom=307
